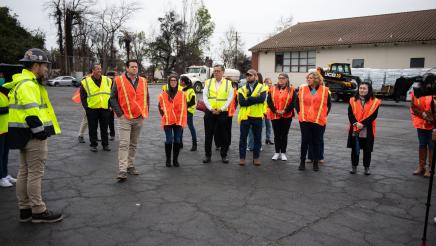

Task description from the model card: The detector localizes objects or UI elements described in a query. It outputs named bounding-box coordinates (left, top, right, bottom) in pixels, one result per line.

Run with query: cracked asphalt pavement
left=0, top=85, right=435, bottom=246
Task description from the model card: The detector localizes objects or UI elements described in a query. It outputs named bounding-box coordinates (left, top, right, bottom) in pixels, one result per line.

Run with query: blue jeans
left=417, top=129, right=433, bottom=149
left=265, top=118, right=272, bottom=141
left=248, top=120, right=264, bottom=150
left=185, top=113, right=197, bottom=143
left=240, top=118, right=263, bottom=159
left=0, top=133, right=9, bottom=178
left=164, top=125, right=183, bottom=144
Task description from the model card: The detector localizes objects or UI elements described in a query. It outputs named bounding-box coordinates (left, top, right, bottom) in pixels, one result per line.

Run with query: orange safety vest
left=228, top=88, right=237, bottom=117
left=159, top=90, right=187, bottom=128
left=115, top=74, right=149, bottom=119
left=410, top=92, right=433, bottom=130
left=298, top=84, right=329, bottom=126
left=72, top=88, right=81, bottom=103
left=349, top=97, right=381, bottom=137
left=267, top=85, right=295, bottom=120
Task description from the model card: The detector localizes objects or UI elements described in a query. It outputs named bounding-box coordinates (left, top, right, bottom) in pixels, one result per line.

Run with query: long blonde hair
left=306, top=71, right=323, bottom=86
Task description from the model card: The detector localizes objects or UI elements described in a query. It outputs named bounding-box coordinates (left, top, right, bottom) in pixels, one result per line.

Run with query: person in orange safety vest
left=158, top=74, right=187, bottom=168
left=347, top=81, right=381, bottom=175
left=296, top=71, right=331, bottom=172
left=410, top=87, right=434, bottom=177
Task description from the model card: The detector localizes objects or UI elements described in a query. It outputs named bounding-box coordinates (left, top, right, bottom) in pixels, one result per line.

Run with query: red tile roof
left=250, top=9, right=436, bottom=52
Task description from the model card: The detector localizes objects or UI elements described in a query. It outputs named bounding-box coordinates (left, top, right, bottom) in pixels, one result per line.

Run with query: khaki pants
left=118, top=117, right=144, bottom=172
left=78, top=111, right=88, bottom=137
left=16, top=139, right=48, bottom=214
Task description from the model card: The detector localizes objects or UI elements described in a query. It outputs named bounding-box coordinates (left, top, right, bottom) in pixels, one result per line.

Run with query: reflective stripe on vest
left=237, top=83, right=266, bottom=123
left=117, top=75, right=149, bottom=119
left=159, top=91, right=187, bottom=127
left=228, top=88, right=237, bottom=117
left=350, top=97, right=381, bottom=136
left=0, top=93, right=8, bottom=134
left=82, top=76, right=111, bottom=109
left=410, top=92, right=433, bottom=130
left=207, top=78, right=231, bottom=110
left=268, top=86, right=294, bottom=120
left=186, top=88, right=196, bottom=114
left=298, top=85, right=329, bottom=126
left=7, top=78, right=61, bottom=135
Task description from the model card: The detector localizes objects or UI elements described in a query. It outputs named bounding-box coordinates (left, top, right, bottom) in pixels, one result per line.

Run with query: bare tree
left=98, top=1, right=139, bottom=71
left=219, top=26, right=244, bottom=68
left=45, top=0, right=95, bottom=74
left=268, top=15, right=294, bottom=38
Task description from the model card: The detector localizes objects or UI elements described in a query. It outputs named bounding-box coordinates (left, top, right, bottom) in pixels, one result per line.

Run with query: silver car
left=47, top=76, right=78, bottom=86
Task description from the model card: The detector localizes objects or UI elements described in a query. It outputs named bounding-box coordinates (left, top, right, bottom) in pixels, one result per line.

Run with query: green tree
left=146, top=4, right=215, bottom=77
left=146, top=10, right=184, bottom=77
left=0, top=7, right=45, bottom=63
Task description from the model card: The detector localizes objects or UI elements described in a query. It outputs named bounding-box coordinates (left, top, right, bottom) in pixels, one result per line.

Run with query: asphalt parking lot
left=0, top=84, right=435, bottom=246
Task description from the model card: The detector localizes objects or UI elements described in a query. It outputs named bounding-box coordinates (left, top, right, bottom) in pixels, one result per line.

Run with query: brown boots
left=414, top=148, right=427, bottom=175
left=414, top=147, right=433, bottom=177
left=424, top=147, right=433, bottom=177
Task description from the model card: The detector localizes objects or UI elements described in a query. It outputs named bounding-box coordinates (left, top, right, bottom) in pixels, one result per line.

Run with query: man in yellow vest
left=3, top=48, right=62, bottom=223
left=80, top=64, right=112, bottom=152
left=237, top=69, right=268, bottom=166
left=202, top=64, right=234, bottom=164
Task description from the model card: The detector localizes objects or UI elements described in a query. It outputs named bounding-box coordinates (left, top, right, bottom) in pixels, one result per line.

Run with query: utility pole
left=234, top=31, right=239, bottom=68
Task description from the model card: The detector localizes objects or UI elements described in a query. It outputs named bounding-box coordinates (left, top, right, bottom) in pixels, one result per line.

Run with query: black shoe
left=364, top=167, right=371, bottom=175
left=103, top=146, right=111, bottom=152
left=265, top=140, right=274, bottom=145
left=19, top=209, right=32, bottom=223
left=90, top=146, right=98, bottom=152
left=203, top=156, right=211, bottom=163
left=32, top=210, right=63, bottom=223
left=109, top=136, right=115, bottom=141
left=179, top=143, right=183, bottom=149
left=190, top=143, right=197, bottom=151
left=298, top=161, right=306, bottom=171
left=350, top=166, right=357, bottom=174
left=165, top=143, right=172, bottom=167
left=117, top=171, right=127, bottom=182
left=215, top=146, right=220, bottom=151
left=313, top=160, right=319, bottom=172
left=78, top=136, right=85, bottom=143
left=221, top=156, right=229, bottom=164
left=173, top=143, right=180, bottom=167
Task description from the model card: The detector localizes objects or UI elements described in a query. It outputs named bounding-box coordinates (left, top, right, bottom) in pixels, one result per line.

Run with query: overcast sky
left=1, top=0, right=436, bottom=63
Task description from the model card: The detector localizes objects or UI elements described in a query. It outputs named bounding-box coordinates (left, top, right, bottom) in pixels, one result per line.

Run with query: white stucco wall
left=256, top=43, right=436, bottom=87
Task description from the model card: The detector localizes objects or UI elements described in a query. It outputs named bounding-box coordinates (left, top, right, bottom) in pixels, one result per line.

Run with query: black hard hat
left=19, top=48, right=51, bottom=64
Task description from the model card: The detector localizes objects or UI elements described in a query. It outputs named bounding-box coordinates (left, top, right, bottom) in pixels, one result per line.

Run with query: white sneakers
left=272, top=153, right=280, bottom=160
left=0, top=175, right=17, bottom=188
left=272, top=153, right=288, bottom=161
left=5, top=175, right=16, bottom=183
left=0, top=178, right=13, bottom=187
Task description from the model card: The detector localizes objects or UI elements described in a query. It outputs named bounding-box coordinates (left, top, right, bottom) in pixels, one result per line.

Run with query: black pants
left=351, top=138, right=372, bottom=167
left=272, top=118, right=292, bottom=153
left=0, top=133, right=9, bottom=178
left=86, top=108, right=110, bottom=147
left=108, top=109, right=115, bottom=137
left=300, top=122, right=325, bottom=161
left=215, top=116, right=233, bottom=148
left=204, top=111, right=229, bottom=157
